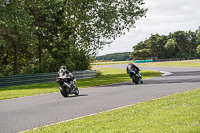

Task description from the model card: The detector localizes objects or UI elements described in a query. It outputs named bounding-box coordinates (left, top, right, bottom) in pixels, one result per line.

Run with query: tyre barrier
left=134, top=60, right=153, bottom=63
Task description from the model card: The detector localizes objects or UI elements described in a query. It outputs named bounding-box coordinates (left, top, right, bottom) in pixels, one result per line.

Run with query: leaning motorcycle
left=128, top=70, right=143, bottom=84
left=56, top=72, right=79, bottom=97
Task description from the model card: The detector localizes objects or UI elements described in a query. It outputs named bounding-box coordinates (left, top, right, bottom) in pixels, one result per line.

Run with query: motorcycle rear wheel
left=59, top=87, right=69, bottom=97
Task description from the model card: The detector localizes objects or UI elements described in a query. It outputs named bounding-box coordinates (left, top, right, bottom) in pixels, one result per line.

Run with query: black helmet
left=61, top=65, right=66, bottom=69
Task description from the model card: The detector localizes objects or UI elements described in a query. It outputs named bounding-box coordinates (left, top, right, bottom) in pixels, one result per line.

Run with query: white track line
left=160, top=71, right=173, bottom=76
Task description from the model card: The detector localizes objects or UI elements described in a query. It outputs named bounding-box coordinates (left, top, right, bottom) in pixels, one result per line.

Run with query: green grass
left=91, top=61, right=131, bottom=66
left=0, top=68, right=161, bottom=100
left=92, top=59, right=200, bottom=68
left=27, top=88, right=200, bottom=133
left=136, top=59, right=200, bottom=67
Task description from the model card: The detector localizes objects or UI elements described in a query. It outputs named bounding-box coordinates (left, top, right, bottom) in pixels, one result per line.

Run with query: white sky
left=97, top=0, right=200, bottom=56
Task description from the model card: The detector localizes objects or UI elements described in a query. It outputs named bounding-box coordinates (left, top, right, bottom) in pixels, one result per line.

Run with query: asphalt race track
left=0, top=64, right=200, bottom=133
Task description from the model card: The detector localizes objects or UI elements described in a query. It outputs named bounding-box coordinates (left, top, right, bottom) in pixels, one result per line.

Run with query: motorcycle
left=56, top=72, right=79, bottom=97
left=128, top=70, right=143, bottom=84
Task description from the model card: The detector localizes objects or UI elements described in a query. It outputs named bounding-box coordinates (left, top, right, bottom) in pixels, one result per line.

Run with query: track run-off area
left=0, top=64, right=200, bottom=133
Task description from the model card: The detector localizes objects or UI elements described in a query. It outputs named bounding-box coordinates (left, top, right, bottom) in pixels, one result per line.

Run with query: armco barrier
left=0, top=70, right=96, bottom=88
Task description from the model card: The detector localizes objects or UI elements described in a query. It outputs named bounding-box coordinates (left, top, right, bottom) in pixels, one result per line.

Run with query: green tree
left=1, top=0, right=147, bottom=76
left=131, top=48, right=151, bottom=60
left=24, top=0, right=64, bottom=72
left=96, top=52, right=132, bottom=61
left=146, top=34, right=167, bottom=58
left=0, top=0, right=36, bottom=75
left=196, top=45, right=200, bottom=57
left=25, top=0, right=147, bottom=72
left=132, top=34, right=167, bottom=59
left=187, top=30, right=197, bottom=57
left=164, top=39, right=179, bottom=58
left=196, top=26, right=200, bottom=46
left=131, top=26, right=200, bottom=60
left=133, top=41, right=148, bottom=51
left=168, top=31, right=188, bottom=58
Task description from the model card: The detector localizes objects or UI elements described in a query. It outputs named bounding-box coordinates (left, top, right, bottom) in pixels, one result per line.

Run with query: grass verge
left=27, top=88, right=200, bottom=133
left=91, top=61, right=130, bottom=66
left=136, top=59, right=200, bottom=67
left=0, top=68, right=161, bottom=100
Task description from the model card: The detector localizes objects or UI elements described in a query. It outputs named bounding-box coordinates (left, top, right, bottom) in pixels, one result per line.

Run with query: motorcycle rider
left=58, top=65, right=76, bottom=89
left=126, top=62, right=142, bottom=82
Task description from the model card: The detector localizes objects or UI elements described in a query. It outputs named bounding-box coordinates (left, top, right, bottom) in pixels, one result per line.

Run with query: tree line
left=131, top=26, right=200, bottom=60
left=96, top=52, right=133, bottom=61
left=0, top=0, right=147, bottom=76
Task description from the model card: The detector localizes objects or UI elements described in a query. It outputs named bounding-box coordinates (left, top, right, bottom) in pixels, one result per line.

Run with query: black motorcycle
left=56, top=72, right=79, bottom=97
left=128, top=70, right=143, bottom=84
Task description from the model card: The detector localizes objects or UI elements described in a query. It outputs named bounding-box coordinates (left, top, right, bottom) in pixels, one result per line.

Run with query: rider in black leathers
left=58, top=65, right=76, bottom=88
left=126, top=62, right=142, bottom=81
left=126, top=62, right=140, bottom=74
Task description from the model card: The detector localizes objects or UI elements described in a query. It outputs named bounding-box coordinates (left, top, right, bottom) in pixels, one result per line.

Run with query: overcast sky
left=97, top=0, right=200, bottom=56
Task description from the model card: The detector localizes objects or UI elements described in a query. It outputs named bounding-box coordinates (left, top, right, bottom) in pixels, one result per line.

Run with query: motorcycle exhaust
left=63, top=82, right=71, bottom=89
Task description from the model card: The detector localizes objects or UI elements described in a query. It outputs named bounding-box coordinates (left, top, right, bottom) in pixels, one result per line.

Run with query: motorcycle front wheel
left=135, top=78, right=139, bottom=84
left=59, top=87, right=69, bottom=97
left=75, top=87, right=79, bottom=96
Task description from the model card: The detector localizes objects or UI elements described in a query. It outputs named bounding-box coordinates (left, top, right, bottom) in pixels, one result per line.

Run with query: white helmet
left=61, top=65, right=66, bottom=69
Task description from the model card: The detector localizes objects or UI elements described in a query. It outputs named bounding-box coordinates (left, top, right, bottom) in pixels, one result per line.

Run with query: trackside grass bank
left=92, top=59, right=200, bottom=67
left=91, top=61, right=130, bottom=66
left=27, top=88, right=200, bottom=133
left=0, top=68, right=161, bottom=100
left=136, top=59, right=200, bottom=67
